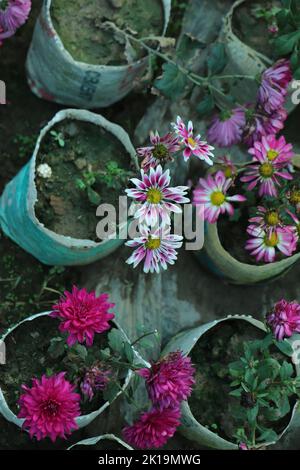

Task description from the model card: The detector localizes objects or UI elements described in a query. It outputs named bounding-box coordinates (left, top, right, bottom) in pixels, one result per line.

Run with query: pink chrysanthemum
left=245, top=226, right=297, bottom=263
left=243, top=107, right=287, bottom=148
left=217, top=156, right=237, bottom=179
left=172, top=116, right=214, bottom=165
left=137, top=131, right=180, bottom=172
left=207, top=108, right=246, bottom=148
left=123, top=407, right=181, bottom=449
left=51, top=286, right=115, bottom=347
left=138, top=351, right=195, bottom=408
left=80, top=364, right=111, bottom=401
left=239, top=442, right=249, bottom=450
left=18, top=372, right=80, bottom=442
left=0, top=0, right=31, bottom=41
left=286, top=209, right=300, bottom=241
left=126, top=225, right=183, bottom=274
left=241, top=147, right=293, bottom=197
left=248, top=206, right=283, bottom=235
left=249, top=135, right=294, bottom=166
left=258, top=60, right=292, bottom=114
left=267, top=299, right=300, bottom=341
left=125, top=165, right=189, bottom=226
left=193, top=170, right=246, bottom=224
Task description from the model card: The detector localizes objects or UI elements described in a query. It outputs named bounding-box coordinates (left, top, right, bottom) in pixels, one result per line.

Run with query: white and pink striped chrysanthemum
left=137, top=131, right=180, bottom=172
left=125, top=165, right=189, bottom=226
left=245, top=225, right=297, bottom=263
left=125, top=226, right=183, bottom=274
left=172, top=116, right=214, bottom=165
left=193, top=170, right=246, bottom=224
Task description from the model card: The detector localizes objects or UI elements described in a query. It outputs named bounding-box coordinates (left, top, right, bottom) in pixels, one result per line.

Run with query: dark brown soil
left=35, top=119, right=133, bottom=241
left=51, top=0, right=164, bottom=65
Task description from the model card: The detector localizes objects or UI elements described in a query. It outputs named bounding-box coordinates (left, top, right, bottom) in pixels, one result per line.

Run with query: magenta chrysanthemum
left=245, top=226, right=297, bottom=263
left=0, top=0, right=31, bottom=41
left=248, top=135, right=294, bottom=166
left=258, top=60, right=292, bottom=114
left=51, top=286, right=115, bottom=347
left=243, top=107, right=287, bottom=148
left=137, top=131, right=180, bottom=172
left=241, top=142, right=293, bottom=197
left=125, top=165, right=189, bottom=226
left=138, top=351, right=195, bottom=408
left=126, top=226, right=183, bottom=274
left=207, top=108, right=246, bottom=148
left=267, top=299, right=300, bottom=341
left=172, top=116, right=214, bottom=165
left=123, top=407, right=181, bottom=449
left=248, top=206, right=283, bottom=234
left=18, top=372, right=80, bottom=442
left=80, top=365, right=111, bottom=401
left=193, top=170, right=246, bottom=223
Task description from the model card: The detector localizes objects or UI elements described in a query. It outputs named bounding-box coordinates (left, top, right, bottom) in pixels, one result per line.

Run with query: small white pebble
left=37, top=163, right=52, bottom=179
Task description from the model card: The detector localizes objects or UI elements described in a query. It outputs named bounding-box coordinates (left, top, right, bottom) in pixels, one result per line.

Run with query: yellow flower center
left=188, top=137, right=196, bottom=148
left=210, top=191, right=226, bottom=206
left=147, top=188, right=162, bottom=204
left=145, top=237, right=161, bottom=250
left=153, top=143, right=169, bottom=160
left=259, top=163, right=274, bottom=178
left=267, top=149, right=279, bottom=161
left=265, top=211, right=280, bottom=226
left=264, top=232, right=278, bottom=247
left=290, top=190, right=300, bottom=205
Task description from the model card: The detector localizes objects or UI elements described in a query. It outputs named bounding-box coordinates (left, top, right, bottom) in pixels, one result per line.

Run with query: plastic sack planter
left=26, top=0, right=171, bottom=108
left=0, top=108, right=138, bottom=266
left=162, top=315, right=299, bottom=450
left=195, top=222, right=300, bottom=285
left=0, top=311, right=133, bottom=430
left=68, top=434, right=133, bottom=451
left=221, top=0, right=296, bottom=113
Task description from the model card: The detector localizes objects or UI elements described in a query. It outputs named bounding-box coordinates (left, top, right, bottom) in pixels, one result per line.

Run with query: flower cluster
left=123, top=351, right=195, bottom=449
left=126, top=117, right=214, bottom=274
left=267, top=299, right=300, bottom=341
left=207, top=60, right=292, bottom=149
left=0, top=0, right=31, bottom=44
left=80, top=364, right=112, bottom=401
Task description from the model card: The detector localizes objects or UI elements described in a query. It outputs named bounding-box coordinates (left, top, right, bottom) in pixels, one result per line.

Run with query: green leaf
left=108, top=329, right=126, bottom=355
left=275, top=339, right=294, bottom=357
left=207, top=43, right=227, bottom=75
left=154, top=63, right=188, bottom=99
left=229, top=388, right=242, bottom=398
left=280, top=361, right=294, bottom=380
left=257, top=429, right=278, bottom=443
left=73, top=344, right=88, bottom=361
left=247, top=405, right=259, bottom=424
left=293, top=65, right=300, bottom=78
left=273, top=30, right=300, bottom=56
left=102, top=381, right=120, bottom=403
left=196, top=94, right=215, bottom=117
left=87, top=187, right=101, bottom=206
left=48, top=337, right=65, bottom=359
left=123, top=342, right=134, bottom=364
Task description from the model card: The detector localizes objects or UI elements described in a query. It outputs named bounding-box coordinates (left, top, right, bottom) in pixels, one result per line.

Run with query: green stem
left=131, top=330, right=158, bottom=348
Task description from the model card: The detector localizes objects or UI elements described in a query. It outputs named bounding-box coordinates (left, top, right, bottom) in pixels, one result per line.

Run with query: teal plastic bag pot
left=196, top=222, right=300, bottom=285
left=0, top=311, right=133, bottom=431
left=26, top=0, right=171, bottom=109
left=68, top=434, right=133, bottom=450
left=162, top=315, right=300, bottom=450
left=0, top=109, right=138, bottom=266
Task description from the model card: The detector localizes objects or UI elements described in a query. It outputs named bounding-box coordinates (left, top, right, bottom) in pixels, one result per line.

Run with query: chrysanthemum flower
left=172, top=116, right=214, bottom=165
left=137, top=132, right=180, bottom=172
left=241, top=149, right=293, bottom=197
left=80, top=364, right=111, bottom=401
left=126, top=226, right=183, bottom=274
left=123, top=407, right=181, bottom=449
left=138, top=351, right=195, bottom=408
left=267, top=299, right=300, bottom=340
left=0, top=0, right=31, bottom=42
left=193, top=171, right=246, bottom=224
left=51, top=286, right=115, bottom=347
left=243, top=106, right=287, bottom=148
left=125, top=165, right=189, bottom=226
left=248, top=206, right=283, bottom=234
left=286, top=209, right=300, bottom=240
left=207, top=108, right=246, bottom=148
left=287, top=188, right=300, bottom=212
left=249, top=135, right=294, bottom=166
left=245, top=226, right=297, bottom=263
left=18, top=372, right=80, bottom=442
left=239, top=442, right=249, bottom=450
left=257, top=59, right=292, bottom=114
